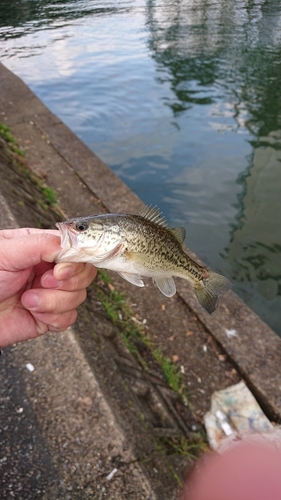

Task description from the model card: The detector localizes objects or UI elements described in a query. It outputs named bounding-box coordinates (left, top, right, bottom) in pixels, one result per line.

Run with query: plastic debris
left=204, top=381, right=281, bottom=453
left=225, top=328, right=238, bottom=338
left=106, top=468, right=118, bottom=481
left=26, top=363, right=35, bottom=372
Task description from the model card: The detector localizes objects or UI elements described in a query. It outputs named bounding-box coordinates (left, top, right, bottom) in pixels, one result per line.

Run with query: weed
left=168, top=466, right=182, bottom=487
left=97, top=278, right=187, bottom=397
left=120, top=331, right=138, bottom=355
left=0, top=122, right=14, bottom=143
left=153, top=438, right=184, bottom=486
left=95, top=278, right=186, bottom=394
left=97, top=269, right=111, bottom=284
left=92, top=263, right=207, bottom=458
left=41, top=185, right=57, bottom=205
left=0, top=122, right=25, bottom=156
left=36, top=198, right=49, bottom=211
left=137, top=411, right=145, bottom=422
left=0, top=122, right=61, bottom=216
left=165, top=435, right=207, bottom=458
left=92, top=276, right=207, bottom=458
left=153, top=347, right=183, bottom=393
left=102, top=298, right=120, bottom=323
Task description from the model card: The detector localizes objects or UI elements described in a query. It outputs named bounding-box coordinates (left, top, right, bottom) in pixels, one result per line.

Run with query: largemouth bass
left=55, top=206, right=231, bottom=313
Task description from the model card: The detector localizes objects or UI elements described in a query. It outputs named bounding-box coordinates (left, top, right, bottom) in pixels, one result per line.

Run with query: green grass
left=0, top=122, right=25, bottom=156
left=101, top=297, right=120, bottom=322
left=97, top=269, right=112, bottom=284
left=168, top=466, right=183, bottom=487
left=40, top=185, right=57, bottom=205
left=153, top=348, right=183, bottom=393
left=0, top=122, right=60, bottom=213
left=154, top=434, right=207, bottom=467
left=163, top=435, right=207, bottom=458
left=95, top=274, right=185, bottom=393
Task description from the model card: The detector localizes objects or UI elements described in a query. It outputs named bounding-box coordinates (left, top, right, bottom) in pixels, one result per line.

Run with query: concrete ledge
left=0, top=60, right=280, bottom=426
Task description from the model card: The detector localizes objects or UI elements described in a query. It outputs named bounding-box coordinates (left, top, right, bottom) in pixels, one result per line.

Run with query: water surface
left=0, top=0, right=280, bottom=333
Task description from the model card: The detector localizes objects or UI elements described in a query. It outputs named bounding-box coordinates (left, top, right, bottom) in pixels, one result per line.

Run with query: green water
left=0, top=0, right=280, bottom=334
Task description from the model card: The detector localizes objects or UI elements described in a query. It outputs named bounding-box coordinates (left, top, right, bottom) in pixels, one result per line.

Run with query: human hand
left=0, top=228, right=97, bottom=347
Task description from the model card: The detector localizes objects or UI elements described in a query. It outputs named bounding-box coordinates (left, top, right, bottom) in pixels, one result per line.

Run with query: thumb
left=0, top=233, right=62, bottom=271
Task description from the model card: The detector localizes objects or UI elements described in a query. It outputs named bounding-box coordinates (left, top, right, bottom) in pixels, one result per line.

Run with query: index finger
left=0, top=228, right=59, bottom=240
left=0, top=232, right=62, bottom=271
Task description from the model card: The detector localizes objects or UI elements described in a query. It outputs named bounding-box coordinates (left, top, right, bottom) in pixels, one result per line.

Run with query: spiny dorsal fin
left=139, top=205, right=167, bottom=228
left=170, top=227, right=186, bottom=244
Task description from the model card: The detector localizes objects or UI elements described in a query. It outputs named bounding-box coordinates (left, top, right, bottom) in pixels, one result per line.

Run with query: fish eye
left=75, top=221, right=89, bottom=231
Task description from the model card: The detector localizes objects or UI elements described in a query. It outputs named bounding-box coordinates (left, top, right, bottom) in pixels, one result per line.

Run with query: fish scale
left=56, top=206, right=232, bottom=314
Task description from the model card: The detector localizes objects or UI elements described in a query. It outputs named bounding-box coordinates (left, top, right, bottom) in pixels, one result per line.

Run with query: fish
left=55, top=206, right=232, bottom=314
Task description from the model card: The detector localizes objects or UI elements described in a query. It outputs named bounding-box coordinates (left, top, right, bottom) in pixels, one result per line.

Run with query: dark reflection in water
left=0, top=0, right=126, bottom=31
left=143, top=1, right=281, bottom=332
left=146, top=0, right=281, bottom=134
left=0, top=0, right=280, bottom=333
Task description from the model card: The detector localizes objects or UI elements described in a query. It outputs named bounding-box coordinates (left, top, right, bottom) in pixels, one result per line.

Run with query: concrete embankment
left=0, top=62, right=280, bottom=499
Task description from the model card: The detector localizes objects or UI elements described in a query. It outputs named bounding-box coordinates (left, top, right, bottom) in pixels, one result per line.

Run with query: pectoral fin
left=153, top=277, right=176, bottom=297
left=118, top=272, right=145, bottom=287
left=125, top=251, right=149, bottom=264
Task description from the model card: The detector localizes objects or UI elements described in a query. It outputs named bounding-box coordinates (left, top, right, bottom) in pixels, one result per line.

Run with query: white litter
left=106, top=468, right=118, bottom=481
left=215, top=410, right=233, bottom=436
left=204, top=381, right=281, bottom=453
left=26, top=363, right=35, bottom=372
left=225, top=328, right=238, bottom=338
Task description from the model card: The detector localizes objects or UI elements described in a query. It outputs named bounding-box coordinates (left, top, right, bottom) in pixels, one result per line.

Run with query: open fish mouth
left=56, top=222, right=77, bottom=249
left=55, top=222, right=80, bottom=262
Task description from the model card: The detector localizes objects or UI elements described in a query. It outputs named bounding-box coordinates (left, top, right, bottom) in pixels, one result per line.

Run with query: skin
left=0, top=228, right=97, bottom=347
left=184, top=442, right=281, bottom=500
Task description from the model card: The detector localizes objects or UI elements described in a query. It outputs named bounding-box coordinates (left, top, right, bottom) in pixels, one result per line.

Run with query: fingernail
left=55, top=265, right=74, bottom=280
left=42, top=274, right=63, bottom=289
left=24, top=292, right=39, bottom=309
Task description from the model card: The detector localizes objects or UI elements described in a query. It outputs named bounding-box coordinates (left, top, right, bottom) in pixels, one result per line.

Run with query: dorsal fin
left=170, top=227, right=186, bottom=244
left=139, top=205, right=167, bottom=228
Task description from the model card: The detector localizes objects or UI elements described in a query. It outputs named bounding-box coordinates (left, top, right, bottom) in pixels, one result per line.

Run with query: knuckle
left=75, top=289, right=87, bottom=306
left=49, top=310, right=77, bottom=331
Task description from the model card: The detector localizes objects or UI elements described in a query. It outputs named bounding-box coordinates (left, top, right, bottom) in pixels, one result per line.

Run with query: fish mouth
left=55, top=222, right=78, bottom=261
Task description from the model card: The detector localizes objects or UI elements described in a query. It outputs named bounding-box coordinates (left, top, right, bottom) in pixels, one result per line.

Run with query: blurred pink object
left=184, top=442, right=281, bottom=500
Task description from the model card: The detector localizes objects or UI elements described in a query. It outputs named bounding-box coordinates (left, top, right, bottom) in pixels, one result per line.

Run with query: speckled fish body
left=56, top=206, right=231, bottom=313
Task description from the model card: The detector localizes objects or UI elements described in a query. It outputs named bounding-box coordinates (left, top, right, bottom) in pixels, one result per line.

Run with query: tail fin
left=193, top=271, right=232, bottom=314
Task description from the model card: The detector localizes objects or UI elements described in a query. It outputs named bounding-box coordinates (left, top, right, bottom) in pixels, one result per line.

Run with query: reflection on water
left=225, top=132, right=281, bottom=315
left=0, top=0, right=280, bottom=333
